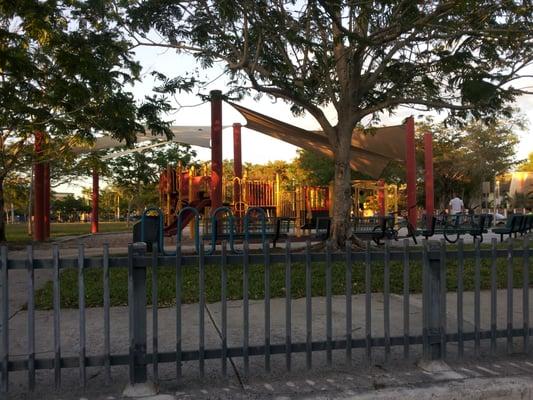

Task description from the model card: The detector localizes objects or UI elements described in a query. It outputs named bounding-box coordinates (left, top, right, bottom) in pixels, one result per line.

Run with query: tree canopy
left=518, top=152, right=533, bottom=172
left=0, top=0, right=174, bottom=241
left=418, top=117, right=521, bottom=208
left=105, top=142, right=197, bottom=214
left=123, top=0, right=533, bottom=245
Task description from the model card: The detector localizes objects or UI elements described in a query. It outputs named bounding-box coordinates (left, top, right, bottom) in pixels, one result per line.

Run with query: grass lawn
left=6, top=222, right=131, bottom=243
left=34, top=255, right=530, bottom=310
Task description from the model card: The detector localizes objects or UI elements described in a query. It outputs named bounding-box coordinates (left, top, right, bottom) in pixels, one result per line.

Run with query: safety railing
left=0, top=237, right=530, bottom=395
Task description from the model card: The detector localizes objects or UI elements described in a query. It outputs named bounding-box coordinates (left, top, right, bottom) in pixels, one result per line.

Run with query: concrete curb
left=341, top=376, right=533, bottom=400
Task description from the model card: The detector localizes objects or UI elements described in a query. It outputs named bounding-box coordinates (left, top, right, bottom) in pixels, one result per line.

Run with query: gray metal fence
left=0, top=237, right=531, bottom=394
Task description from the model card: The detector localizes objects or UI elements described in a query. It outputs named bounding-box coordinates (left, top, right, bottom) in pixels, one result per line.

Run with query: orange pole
left=424, top=132, right=434, bottom=225
left=210, top=90, right=223, bottom=212
left=33, top=132, right=45, bottom=242
left=44, top=162, right=50, bottom=239
left=91, top=168, right=99, bottom=234
left=405, top=117, right=417, bottom=227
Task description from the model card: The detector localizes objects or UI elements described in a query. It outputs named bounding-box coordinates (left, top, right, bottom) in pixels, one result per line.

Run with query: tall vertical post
left=129, top=242, right=148, bottom=384
left=210, top=90, right=223, bottom=212
left=33, top=132, right=45, bottom=242
left=233, top=123, right=243, bottom=180
left=423, top=241, right=444, bottom=360
left=91, top=168, right=99, bottom=234
left=44, top=163, right=50, bottom=240
left=405, top=117, right=417, bottom=228
left=233, top=123, right=243, bottom=207
left=424, top=132, right=434, bottom=227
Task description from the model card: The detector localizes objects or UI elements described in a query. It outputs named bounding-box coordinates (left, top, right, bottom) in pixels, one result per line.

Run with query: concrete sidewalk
left=4, top=288, right=533, bottom=399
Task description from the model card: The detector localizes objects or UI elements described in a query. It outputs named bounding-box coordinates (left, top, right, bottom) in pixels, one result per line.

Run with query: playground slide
left=163, top=198, right=211, bottom=237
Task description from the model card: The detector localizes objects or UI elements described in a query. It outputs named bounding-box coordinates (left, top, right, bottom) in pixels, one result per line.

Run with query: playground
left=21, top=90, right=532, bottom=253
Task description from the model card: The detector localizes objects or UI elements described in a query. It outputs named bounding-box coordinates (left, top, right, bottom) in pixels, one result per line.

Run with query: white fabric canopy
left=74, top=125, right=214, bottom=154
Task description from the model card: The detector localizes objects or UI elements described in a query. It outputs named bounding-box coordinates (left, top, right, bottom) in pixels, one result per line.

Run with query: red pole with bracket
left=405, top=117, right=417, bottom=228
left=210, top=90, right=223, bottom=212
left=44, top=163, right=50, bottom=239
left=91, top=168, right=99, bottom=234
left=424, top=132, right=434, bottom=227
left=233, top=122, right=243, bottom=205
left=33, top=132, right=45, bottom=241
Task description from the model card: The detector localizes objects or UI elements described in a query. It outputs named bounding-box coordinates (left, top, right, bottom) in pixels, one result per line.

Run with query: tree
left=294, top=149, right=373, bottom=186
left=518, top=153, right=533, bottom=172
left=0, top=1, right=172, bottom=241
left=124, top=1, right=533, bottom=246
left=52, top=195, right=91, bottom=222
left=105, top=142, right=197, bottom=218
left=419, top=117, right=521, bottom=209
left=3, top=175, right=30, bottom=221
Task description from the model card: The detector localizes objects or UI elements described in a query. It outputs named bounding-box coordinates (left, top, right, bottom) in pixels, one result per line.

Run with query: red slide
left=163, top=198, right=211, bottom=237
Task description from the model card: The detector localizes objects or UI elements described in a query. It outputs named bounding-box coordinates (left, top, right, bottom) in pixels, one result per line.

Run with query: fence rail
left=0, top=237, right=530, bottom=394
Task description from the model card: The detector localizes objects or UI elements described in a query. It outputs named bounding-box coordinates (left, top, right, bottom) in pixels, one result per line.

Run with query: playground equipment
left=157, top=161, right=334, bottom=238
left=139, top=89, right=436, bottom=250
left=32, top=89, right=435, bottom=249
left=352, top=180, right=398, bottom=218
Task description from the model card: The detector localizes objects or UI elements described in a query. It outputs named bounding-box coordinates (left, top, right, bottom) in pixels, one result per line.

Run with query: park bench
left=489, top=214, right=533, bottom=242
left=492, top=214, right=523, bottom=242
left=526, top=214, right=533, bottom=233
left=433, top=213, right=491, bottom=243
left=352, top=216, right=387, bottom=244
left=519, top=214, right=533, bottom=235
left=414, top=215, right=437, bottom=241
left=205, top=217, right=279, bottom=244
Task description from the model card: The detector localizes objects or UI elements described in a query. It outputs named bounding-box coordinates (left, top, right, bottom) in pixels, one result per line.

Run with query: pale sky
left=131, top=46, right=533, bottom=164
left=63, top=45, right=533, bottom=195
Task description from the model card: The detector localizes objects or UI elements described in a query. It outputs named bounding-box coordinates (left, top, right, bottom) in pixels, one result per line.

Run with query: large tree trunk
left=330, top=123, right=354, bottom=248
left=0, top=177, right=6, bottom=242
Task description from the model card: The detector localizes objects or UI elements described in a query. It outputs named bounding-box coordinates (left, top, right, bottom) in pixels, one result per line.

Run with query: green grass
left=34, top=256, right=530, bottom=310
left=6, top=222, right=130, bottom=243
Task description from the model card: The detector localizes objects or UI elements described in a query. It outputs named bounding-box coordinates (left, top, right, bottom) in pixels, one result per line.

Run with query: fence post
left=424, top=241, right=444, bottom=360
left=124, top=242, right=157, bottom=396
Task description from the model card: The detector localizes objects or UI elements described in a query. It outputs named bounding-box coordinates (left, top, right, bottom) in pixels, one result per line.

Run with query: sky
left=62, top=43, right=533, bottom=195
left=130, top=45, right=533, bottom=164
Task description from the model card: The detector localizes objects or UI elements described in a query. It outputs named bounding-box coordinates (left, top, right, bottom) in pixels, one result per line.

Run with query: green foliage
left=0, top=0, right=173, bottom=241
left=122, top=0, right=533, bottom=243
left=3, top=176, right=30, bottom=215
left=417, top=117, right=521, bottom=208
left=52, top=195, right=91, bottom=221
left=124, top=1, right=532, bottom=128
left=518, top=153, right=533, bottom=172
left=294, top=150, right=335, bottom=186
left=6, top=222, right=128, bottom=244
left=106, top=143, right=197, bottom=212
left=34, top=254, right=528, bottom=309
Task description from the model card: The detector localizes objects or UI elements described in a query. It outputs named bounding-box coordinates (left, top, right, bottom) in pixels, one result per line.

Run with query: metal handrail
left=176, top=206, right=201, bottom=254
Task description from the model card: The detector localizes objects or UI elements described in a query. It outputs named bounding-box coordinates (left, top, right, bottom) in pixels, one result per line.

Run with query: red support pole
left=210, top=90, right=223, bottom=212
left=33, top=132, right=45, bottom=242
left=405, top=117, right=417, bottom=228
left=233, top=122, right=242, bottom=204
left=44, top=163, right=50, bottom=240
left=233, top=123, right=243, bottom=179
left=91, top=168, right=99, bottom=234
left=424, top=132, right=434, bottom=227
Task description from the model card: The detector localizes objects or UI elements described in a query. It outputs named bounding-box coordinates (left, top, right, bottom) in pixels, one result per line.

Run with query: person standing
left=449, top=193, right=464, bottom=215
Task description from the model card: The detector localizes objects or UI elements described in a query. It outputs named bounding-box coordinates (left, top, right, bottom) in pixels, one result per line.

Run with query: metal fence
left=0, top=237, right=531, bottom=394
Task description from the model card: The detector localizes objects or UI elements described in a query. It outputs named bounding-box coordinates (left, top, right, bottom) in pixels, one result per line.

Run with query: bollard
left=423, top=240, right=445, bottom=360
left=129, top=242, right=148, bottom=384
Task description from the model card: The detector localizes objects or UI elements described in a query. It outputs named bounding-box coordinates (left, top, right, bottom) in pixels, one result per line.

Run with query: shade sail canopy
left=229, top=102, right=407, bottom=179
left=74, top=125, right=213, bottom=154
